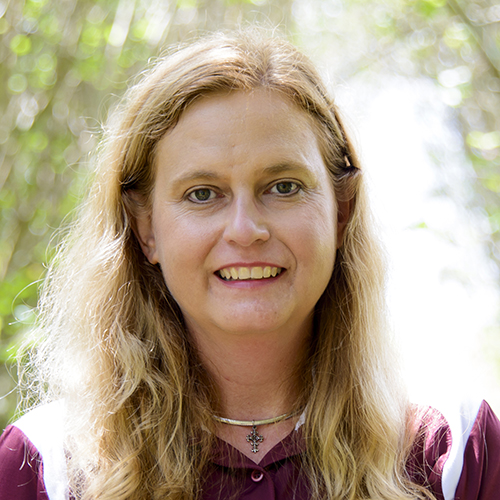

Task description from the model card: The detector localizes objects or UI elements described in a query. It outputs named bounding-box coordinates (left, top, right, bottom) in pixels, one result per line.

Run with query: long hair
left=20, top=29, right=432, bottom=499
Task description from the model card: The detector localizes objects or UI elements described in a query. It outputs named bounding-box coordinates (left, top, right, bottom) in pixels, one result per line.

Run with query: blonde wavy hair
left=21, top=30, right=433, bottom=500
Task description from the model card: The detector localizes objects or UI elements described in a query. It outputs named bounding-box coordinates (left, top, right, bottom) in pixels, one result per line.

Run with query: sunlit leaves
left=38, top=13, right=61, bottom=42
left=0, top=18, right=9, bottom=35
left=467, top=131, right=500, bottom=151
left=130, top=17, right=148, bottom=41
left=443, top=23, right=470, bottom=48
left=10, top=34, right=32, bottom=55
left=225, top=0, right=258, bottom=6
left=7, top=74, right=29, bottom=94
left=80, top=23, right=108, bottom=51
left=415, top=0, right=447, bottom=18
left=176, top=0, right=197, bottom=8
left=438, top=66, right=472, bottom=87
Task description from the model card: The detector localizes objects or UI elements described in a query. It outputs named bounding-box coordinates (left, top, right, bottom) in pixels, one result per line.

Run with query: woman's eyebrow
left=262, top=162, right=317, bottom=182
left=170, top=170, right=222, bottom=189
left=169, top=162, right=317, bottom=190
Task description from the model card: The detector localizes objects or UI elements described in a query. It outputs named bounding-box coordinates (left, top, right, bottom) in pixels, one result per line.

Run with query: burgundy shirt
left=1, top=399, right=499, bottom=499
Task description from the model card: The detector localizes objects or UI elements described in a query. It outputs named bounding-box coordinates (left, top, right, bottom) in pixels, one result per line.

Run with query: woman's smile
left=216, top=265, right=283, bottom=281
left=135, top=89, right=341, bottom=339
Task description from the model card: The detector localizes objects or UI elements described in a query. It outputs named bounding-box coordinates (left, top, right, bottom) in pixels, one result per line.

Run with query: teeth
left=220, top=268, right=231, bottom=279
left=251, top=267, right=263, bottom=279
left=218, top=266, right=283, bottom=281
left=239, top=267, right=250, bottom=279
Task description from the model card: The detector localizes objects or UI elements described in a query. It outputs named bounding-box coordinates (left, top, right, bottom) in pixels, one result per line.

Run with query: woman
left=1, top=30, right=499, bottom=500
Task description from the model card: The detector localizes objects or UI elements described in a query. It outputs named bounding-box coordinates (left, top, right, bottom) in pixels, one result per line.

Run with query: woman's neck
left=188, top=320, right=312, bottom=420
left=187, top=320, right=311, bottom=462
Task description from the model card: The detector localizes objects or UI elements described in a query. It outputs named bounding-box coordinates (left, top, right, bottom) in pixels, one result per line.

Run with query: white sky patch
left=336, top=76, right=500, bottom=411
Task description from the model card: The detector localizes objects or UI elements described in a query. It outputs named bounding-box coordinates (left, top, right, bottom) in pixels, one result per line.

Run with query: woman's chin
left=185, top=308, right=297, bottom=339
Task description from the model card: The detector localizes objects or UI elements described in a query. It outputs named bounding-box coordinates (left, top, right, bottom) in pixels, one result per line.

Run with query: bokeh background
left=1, top=0, right=500, bottom=431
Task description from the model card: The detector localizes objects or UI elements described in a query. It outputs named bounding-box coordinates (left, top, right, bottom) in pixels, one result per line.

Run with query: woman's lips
left=216, top=266, right=283, bottom=281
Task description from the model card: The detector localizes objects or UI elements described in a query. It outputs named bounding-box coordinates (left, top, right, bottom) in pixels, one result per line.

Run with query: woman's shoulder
left=0, top=424, right=47, bottom=499
left=408, top=398, right=500, bottom=500
left=0, top=401, right=69, bottom=500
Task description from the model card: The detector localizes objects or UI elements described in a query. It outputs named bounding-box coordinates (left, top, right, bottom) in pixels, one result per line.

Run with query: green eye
left=270, top=181, right=300, bottom=195
left=188, top=188, right=216, bottom=202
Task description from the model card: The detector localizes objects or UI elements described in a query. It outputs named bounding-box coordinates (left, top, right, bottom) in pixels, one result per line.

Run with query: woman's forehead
left=153, top=89, right=327, bottom=184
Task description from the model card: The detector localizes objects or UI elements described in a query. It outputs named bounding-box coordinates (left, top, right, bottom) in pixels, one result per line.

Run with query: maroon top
left=1, top=400, right=499, bottom=500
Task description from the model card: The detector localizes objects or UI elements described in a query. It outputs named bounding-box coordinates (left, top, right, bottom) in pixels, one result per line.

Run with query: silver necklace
left=212, top=412, right=294, bottom=453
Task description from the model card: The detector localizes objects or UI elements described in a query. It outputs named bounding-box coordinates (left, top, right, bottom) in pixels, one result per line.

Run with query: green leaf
left=415, top=0, right=446, bottom=18
left=8, top=74, right=29, bottom=94
left=467, top=131, right=500, bottom=151
left=10, top=34, right=32, bottom=56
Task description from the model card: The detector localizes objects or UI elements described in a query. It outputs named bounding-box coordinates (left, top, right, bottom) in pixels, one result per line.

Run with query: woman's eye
left=269, top=181, right=300, bottom=195
left=187, top=188, right=217, bottom=202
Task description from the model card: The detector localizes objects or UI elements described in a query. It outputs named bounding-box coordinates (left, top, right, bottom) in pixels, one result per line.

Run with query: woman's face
left=136, top=89, right=346, bottom=340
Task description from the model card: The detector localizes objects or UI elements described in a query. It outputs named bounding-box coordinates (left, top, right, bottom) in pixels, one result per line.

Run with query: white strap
left=431, top=397, right=483, bottom=500
left=14, top=401, right=69, bottom=500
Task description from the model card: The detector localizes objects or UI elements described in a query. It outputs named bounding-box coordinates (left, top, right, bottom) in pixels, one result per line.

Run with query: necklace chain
left=212, top=411, right=293, bottom=427
left=212, top=411, right=295, bottom=454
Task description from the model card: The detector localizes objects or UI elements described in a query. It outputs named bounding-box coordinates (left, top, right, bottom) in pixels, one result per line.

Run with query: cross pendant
left=246, top=424, right=264, bottom=453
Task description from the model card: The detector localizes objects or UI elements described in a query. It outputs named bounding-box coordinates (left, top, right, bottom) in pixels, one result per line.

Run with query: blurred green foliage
left=1, top=0, right=499, bottom=429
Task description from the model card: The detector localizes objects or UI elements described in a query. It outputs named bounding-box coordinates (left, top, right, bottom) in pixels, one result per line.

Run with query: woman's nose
left=223, top=196, right=270, bottom=246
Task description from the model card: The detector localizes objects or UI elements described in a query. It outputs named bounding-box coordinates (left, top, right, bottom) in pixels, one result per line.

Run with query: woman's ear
left=336, top=198, right=352, bottom=249
left=125, top=191, right=159, bottom=265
